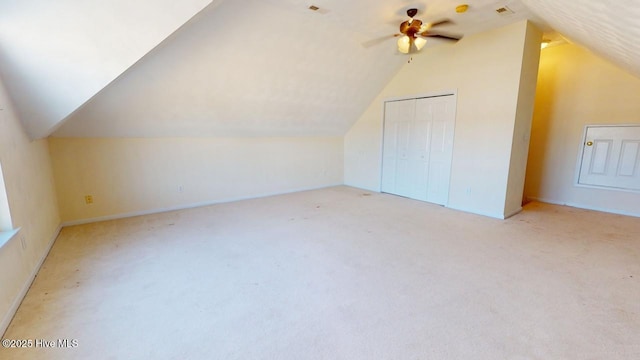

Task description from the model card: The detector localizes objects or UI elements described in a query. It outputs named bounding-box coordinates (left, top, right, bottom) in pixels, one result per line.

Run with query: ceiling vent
left=495, top=6, right=515, bottom=16
left=308, top=5, right=329, bottom=14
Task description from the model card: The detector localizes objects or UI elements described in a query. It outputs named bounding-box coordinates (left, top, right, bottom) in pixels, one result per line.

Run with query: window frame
left=0, top=162, right=18, bottom=248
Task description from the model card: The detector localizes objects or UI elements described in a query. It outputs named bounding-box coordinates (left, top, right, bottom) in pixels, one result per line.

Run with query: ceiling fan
left=364, top=8, right=462, bottom=54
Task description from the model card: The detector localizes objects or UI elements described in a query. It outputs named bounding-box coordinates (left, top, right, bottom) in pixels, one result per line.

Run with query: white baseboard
left=527, top=196, right=640, bottom=218
left=62, top=184, right=343, bottom=227
left=503, top=207, right=523, bottom=219
left=350, top=186, right=521, bottom=220
left=1, top=225, right=62, bottom=337
left=445, top=205, right=506, bottom=219
left=343, top=183, right=382, bottom=193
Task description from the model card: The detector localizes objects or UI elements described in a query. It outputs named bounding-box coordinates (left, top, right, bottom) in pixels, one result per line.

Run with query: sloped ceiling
left=521, top=0, right=640, bottom=78
left=0, top=0, right=215, bottom=139
left=52, top=0, right=549, bottom=138
left=52, top=0, right=406, bottom=137
left=1, top=0, right=637, bottom=139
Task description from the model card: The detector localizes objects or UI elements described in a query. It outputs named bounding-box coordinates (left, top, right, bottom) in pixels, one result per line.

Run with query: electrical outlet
left=85, top=195, right=93, bottom=204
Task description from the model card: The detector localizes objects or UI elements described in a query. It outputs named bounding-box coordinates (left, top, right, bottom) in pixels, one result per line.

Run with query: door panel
left=381, top=99, right=416, bottom=197
left=618, top=141, right=640, bottom=177
left=588, top=140, right=612, bottom=175
left=411, top=107, right=432, bottom=201
left=382, top=95, right=456, bottom=205
left=578, top=125, right=640, bottom=191
left=420, top=97, right=456, bottom=205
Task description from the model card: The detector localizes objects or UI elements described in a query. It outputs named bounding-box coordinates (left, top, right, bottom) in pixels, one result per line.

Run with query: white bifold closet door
left=381, top=95, right=456, bottom=205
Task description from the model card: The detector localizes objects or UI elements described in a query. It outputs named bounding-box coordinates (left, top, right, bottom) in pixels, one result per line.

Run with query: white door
left=381, top=95, right=456, bottom=205
left=381, top=99, right=417, bottom=199
left=417, top=96, right=456, bottom=205
left=578, top=125, right=640, bottom=191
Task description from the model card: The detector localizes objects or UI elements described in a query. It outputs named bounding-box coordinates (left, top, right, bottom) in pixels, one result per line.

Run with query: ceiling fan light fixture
left=541, top=39, right=551, bottom=49
left=397, top=36, right=411, bottom=54
left=456, top=4, right=469, bottom=13
left=360, top=7, right=459, bottom=54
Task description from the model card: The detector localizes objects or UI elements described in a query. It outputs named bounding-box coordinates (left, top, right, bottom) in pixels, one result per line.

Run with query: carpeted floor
left=1, top=186, right=639, bottom=359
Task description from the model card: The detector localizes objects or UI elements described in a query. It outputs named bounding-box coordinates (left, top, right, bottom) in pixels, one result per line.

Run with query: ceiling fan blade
left=429, top=19, right=453, bottom=28
left=362, top=34, right=401, bottom=48
left=419, top=19, right=454, bottom=34
left=421, top=32, right=461, bottom=41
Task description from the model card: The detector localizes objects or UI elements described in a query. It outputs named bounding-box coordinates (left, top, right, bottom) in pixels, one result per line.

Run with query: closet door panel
left=381, top=99, right=416, bottom=198
left=382, top=95, right=456, bottom=205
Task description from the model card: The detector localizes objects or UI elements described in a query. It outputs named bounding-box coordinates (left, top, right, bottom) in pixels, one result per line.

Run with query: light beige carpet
left=1, top=186, right=639, bottom=359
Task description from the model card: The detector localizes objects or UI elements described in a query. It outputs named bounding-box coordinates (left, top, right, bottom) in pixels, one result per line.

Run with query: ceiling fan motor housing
left=400, top=19, right=423, bottom=38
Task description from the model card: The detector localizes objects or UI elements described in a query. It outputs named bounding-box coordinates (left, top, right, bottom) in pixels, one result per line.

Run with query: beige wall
left=345, top=20, right=541, bottom=218
left=504, top=22, right=543, bottom=216
left=525, top=44, right=640, bottom=216
left=49, top=137, right=344, bottom=224
left=0, top=78, right=60, bottom=334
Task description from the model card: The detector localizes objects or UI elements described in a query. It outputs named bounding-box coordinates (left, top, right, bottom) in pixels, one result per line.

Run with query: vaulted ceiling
left=0, top=0, right=216, bottom=139
left=521, top=0, right=640, bottom=79
left=0, top=0, right=637, bottom=139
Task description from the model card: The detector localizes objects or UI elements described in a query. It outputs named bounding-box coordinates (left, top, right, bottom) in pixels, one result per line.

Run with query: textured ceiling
left=0, top=0, right=637, bottom=139
left=52, top=0, right=550, bottom=138
left=521, top=0, right=640, bottom=78
left=0, top=0, right=214, bottom=139
left=53, top=0, right=405, bottom=137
